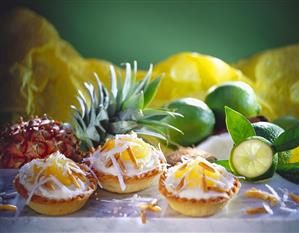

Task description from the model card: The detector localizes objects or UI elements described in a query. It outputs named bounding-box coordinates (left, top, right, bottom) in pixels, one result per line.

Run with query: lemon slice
left=230, top=136, right=278, bottom=181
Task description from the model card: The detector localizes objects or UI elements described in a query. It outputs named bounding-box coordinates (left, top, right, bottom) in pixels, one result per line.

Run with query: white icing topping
left=89, top=132, right=165, bottom=191
left=18, top=152, right=93, bottom=201
left=164, top=156, right=236, bottom=200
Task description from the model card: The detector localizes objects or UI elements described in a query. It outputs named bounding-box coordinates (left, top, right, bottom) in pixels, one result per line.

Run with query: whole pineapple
left=72, top=62, right=181, bottom=150
left=0, top=115, right=82, bottom=168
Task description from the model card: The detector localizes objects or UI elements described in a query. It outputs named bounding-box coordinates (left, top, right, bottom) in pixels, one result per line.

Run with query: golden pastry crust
left=14, top=174, right=97, bottom=216
left=93, top=167, right=162, bottom=193
left=159, top=172, right=241, bottom=217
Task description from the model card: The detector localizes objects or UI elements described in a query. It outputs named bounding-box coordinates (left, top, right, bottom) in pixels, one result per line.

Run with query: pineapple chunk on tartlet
left=89, top=132, right=166, bottom=193
left=159, top=156, right=240, bottom=217
left=14, top=152, right=97, bottom=216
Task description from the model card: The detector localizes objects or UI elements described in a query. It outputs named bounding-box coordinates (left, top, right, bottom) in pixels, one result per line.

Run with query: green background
left=6, top=0, right=299, bottom=68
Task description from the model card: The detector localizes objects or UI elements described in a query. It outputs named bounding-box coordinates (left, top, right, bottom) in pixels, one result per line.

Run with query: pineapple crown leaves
left=71, top=61, right=183, bottom=150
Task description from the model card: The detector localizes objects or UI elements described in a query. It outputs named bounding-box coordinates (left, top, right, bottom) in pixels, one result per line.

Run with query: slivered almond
left=289, top=193, right=299, bottom=204
left=116, top=153, right=127, bottom=174
left=90, top=147, right=95, bottom=153
left=100, top=143, right=110, bottom=152
left=127, top=147, right=139, bottom=169
left=178, top=163, right=187, bottom=171
left=140, top=210, right=146, bottom=224
left=175, top=177, right=185, bottom=192
left=245, top=207, right=267, bottom=215
left=114, top=153, right=120, bottom=160
left=202, top=173, right=208, bottom=192
left=0, top=204, right=17, bottom=212
left=245, top=188, right=278, bottom=206
left=150, top=198, right=158, bottom=206
left=44, top=182, right=55, bottom=191
left=105, top=159, right=113, bottom=168
left=76, top=173, right=87, bottom=182
left=208, top=186, right=229, bottom=193
left=148, top=205, right=161, bottom=212
left=199, top=162, right=215, bottom=173
left=139, top=199, right=161, bottom=224
left=68, top=171, right=81, bottom=189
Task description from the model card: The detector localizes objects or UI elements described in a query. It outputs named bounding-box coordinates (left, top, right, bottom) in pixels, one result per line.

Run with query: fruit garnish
left=173, top=158, right=225, bottom=192
left=100, top=134, right=153, bottom=164
left=71, top=62, right=182, bottom=150
left=225, top=106, right=299, bottom=181
left=253, top=122, right=291, bottom=165
left=230, top=136, right=277, bottom=181
left=31, top=153, right=85, bottom=188
left=0, top=115, right=81, bottom=169
left=162, top=98, right=215, bottom=146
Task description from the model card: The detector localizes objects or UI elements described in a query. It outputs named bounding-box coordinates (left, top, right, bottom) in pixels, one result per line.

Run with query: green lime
left=252, top=122, right=291, bottom=165
left=273, top=115, right=299, bottom=130
left=205, top=81, right=261, bottom=124
left=229, top=136, right=278, bottom=181
left=163, top=98, right=215, bottom=146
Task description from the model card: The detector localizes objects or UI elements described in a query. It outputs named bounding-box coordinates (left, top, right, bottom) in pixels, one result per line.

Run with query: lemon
left=230, top=136, right=277, bottom=181
left=205, top=81, right=261, bottom=124
left=163, top=98, right=215, bottom=146
left=151, top=52, right=251, bottom=108
left=290, top=147, right=299, bottom=163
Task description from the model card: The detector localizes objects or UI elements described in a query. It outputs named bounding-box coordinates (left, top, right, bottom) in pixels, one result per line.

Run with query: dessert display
left=159, top=156, right=241, bottom=217
left=14, top=152, right=96, bottom=216
left=89, top=133, right=166, bottom=193
left=0, top=8, right=299, bottom=228
left=0, top=115, right=81, bottom=169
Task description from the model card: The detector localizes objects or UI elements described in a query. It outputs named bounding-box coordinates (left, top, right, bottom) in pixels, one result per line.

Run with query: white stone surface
left=1, top=169, right=299, bottom=232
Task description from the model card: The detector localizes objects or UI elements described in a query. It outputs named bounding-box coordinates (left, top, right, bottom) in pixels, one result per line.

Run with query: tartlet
left=14, top=152, right=97, bottom=216
left=89, top=132, right=166, bottom=193
left=159, top=156, right=241, bottom=217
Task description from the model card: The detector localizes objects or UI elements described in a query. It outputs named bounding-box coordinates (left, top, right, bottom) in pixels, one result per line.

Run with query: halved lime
left=229, top=136, right=278, bottom=181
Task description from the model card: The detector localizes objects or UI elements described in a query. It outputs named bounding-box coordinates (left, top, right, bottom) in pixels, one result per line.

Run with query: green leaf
left=225, top=106, right=256, bottom=145
left=133, top=64, right=153, bottom=95
left=138, top=119, right=183, bottom=134
left=273, top=123, right=299, bottom=152
left=121, top=63, right=132, bottom=102
left=135, top=128, right=167, bottom=141
left=213, top=160, right=232, bottom=173
left=122, top=92, right=144, bottom=110
left=109, top=65, right=118, bottom=99
left=119, top=109, right=143, bottom=121
left=143, top=108, right=183, bottom=119
left=276, top=162, right=299, bottom=184
left=143, top=76, right=161, bottom=107
left=109, top=121, right=138, bottom=134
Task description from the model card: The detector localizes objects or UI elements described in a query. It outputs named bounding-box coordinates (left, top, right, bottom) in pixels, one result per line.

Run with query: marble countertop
left=1, top=169, right=299, bottom=232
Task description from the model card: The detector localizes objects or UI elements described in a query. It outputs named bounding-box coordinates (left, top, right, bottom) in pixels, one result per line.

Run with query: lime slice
left=230, top=136, right=278, bottom=181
